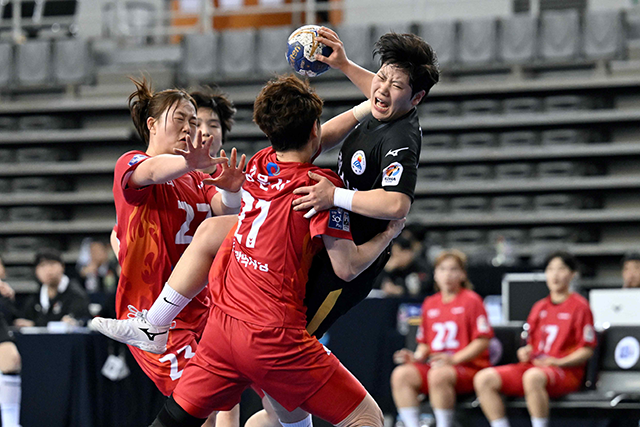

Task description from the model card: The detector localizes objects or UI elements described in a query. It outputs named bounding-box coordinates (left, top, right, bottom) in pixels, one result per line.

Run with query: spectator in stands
left=474, top=251, right=596, bottom=427
left=0, top=257, right=21, bottom=427
left=79, top=239, right=119, bottom=295
left=622, top=252, right=640, bottom=288
left=391, top=249, right=493, bottom=427
left=377, top=231, right=432, bottom=298
left=14, top=248, right=90, bottom=327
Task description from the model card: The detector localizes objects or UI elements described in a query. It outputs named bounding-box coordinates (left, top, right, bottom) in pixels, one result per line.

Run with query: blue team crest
left=351, top=150, right=366, bottom=175
left=128, top=154, right=148, bottom=166
left=328, top=208, right=350, bottom=232
left=266, top=162, right=280, bottom=176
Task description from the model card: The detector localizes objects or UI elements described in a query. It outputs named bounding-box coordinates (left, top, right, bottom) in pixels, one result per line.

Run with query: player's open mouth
left=374, top=97, right=390, bottom=112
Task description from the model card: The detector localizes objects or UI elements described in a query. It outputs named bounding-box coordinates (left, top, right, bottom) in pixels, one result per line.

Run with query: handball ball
left=286, top=25, right=333, bottom=77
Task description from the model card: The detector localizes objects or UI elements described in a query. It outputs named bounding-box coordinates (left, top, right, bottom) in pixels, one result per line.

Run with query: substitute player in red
left=391, top=250, right=493, bottom=427
left=148, top=75, right=404, bottom=427
left=104, top=78, right=245, bottom=404
left=474, top=251, right=596, bottom=427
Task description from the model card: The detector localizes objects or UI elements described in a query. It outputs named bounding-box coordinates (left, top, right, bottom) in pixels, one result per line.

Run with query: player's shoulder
left=568, top=292, right=591, bottom=310
left=307, top=165, right=343, bottom=188
left=531, top=296, right=550, bottom=313
left=423, top=292, right=442, bottom=307
left=116, top=150, right=149, bottom=168
left=460, top=288, right=484, bottom=305
left=386, top=109, right=421, bottom=138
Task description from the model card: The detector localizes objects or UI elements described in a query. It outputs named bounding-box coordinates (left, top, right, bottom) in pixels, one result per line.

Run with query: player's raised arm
left=322, top=218, right=405, bottom=282
left=316, top=26, right=375, bottom=97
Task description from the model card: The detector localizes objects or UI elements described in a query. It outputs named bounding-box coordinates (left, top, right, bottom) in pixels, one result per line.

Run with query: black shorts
left=304, top=245, right=391, bottom=338
left=0, top=313, right=14, bottom=344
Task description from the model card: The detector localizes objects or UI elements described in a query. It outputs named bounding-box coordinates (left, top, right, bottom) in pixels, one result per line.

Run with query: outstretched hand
left=315, top=27, right=350, bottom=71
left=202, top=148, right=246, bottom=192
left=292, top=171, right=336, bottom=214
left=174, top=130, right=227, bottom=171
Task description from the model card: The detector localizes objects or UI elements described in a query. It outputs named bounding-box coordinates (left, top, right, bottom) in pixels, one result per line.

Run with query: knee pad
left=335, top=394, right=383, bottom=427
left=151, top=397, right=208, bottom=427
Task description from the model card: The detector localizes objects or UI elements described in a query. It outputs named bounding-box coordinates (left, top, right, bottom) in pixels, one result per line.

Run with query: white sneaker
left=90, top=305, right=170, bottom=354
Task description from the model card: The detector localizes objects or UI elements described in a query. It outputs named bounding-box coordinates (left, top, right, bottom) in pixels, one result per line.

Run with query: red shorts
left=173, top=305, right=366, bottom=422
left=130, top=322, right=205, bottom=396
left=494, top=362, right=584, bottom=398
left=413, top=362, right=480, bottom=395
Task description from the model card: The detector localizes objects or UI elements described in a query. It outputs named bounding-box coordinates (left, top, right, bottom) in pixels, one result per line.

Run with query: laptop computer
left=589, top=288, right=640, bottom=329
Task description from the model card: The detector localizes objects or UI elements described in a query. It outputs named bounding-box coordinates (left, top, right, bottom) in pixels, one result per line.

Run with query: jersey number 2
left=175, top=201, right=211, bottom=245
left=234, top=192, right=271, bottom=248
left=431, top=321, right=460, bottom=351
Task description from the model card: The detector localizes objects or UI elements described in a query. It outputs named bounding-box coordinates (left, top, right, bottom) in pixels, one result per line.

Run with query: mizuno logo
left=385, top=147, right=409, bottom=157
left=139, top=328, right=168, bottom=341
left=163, top=297, right=179, bottom=307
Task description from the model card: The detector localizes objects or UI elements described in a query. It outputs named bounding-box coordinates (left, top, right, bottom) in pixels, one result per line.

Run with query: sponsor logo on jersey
left=540, top=310, right=547, bottom=318
left=451, top=306, right=465, bottom=315
left=385, top=147, right=410, bottom=157
left=427, top=308, right=440, bottom=318
left=266, top=162, right=280, bottom=176
left=128, top=154, right=148, bottom=166
left=615, top=336, right=640, bottom=369
left=382, top=162, right=403, bottom=187
left=351, top=150, right=366, bottom=175
left=557, top=312, right=571, bottom=320
left=328, top=208, right=350, bottom=232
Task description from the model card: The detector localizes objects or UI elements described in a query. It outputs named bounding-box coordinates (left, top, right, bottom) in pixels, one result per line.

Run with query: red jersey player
left=147, top=75, right=404, bottom=427
left=391, top=250, right=493, bottom=427
left=474, top=251, right=596, bottom=427
left=97, top=78, right=245, bottom=408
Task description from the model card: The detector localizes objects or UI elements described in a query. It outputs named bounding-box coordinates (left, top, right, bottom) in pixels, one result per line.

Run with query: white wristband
left=333, top=188, right=355, bottom=211
left=352, top=99, right=371, bottom=122
left=220, top=189, right=242, bottom=209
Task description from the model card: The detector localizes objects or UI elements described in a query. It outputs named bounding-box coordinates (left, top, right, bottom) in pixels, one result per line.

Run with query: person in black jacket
left=14, top=248, right=90, bottom=328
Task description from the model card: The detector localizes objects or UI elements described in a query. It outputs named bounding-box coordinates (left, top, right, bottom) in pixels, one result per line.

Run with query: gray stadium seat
left=0, top=179, right=10, bottom=193
left=422, top=134, right=455, bottom=149
left=12, top=177, right=63, bottom=193
left=500, top=14, right=537, bottom=64
left=488, top=229, right=528, bottom=244
left=219, top=28, right=256, bottom=77
left=583, top=9, right=623, bottom=60
left=459, top=18, right=497, bottom=65
left=538, top=161, right=580, bottom=178
left=336, top=24, right=372, bottom=69
left=460, top=99, right=500, bottom=115
left=53, top=38, right=90, bottom=85
left=18, top=115, right=64, bottom=130
left=0, top=117, right=16, bottom=131
left=181, top=33, right=217, bottom=83
left=530, top=226, right=571, bottom=243
left=458, top=132, right=497, bottom=149
left=8, top=206, right=63, bottom=222
left=16, top=39, right=51, bottom=86
left=422, top=101, right=459, bottom=116
left=541, top=129, right=585, bottom=145
left=16, top=148, right=62, bottom=162
left=495, top=163, right=534, bottom=180
left=503, top=98, right=542, bottom=114
left=445, top=230, right=489, bottom=265
left=453, top=165, right=492, bottom=181
left=499, top=131, right=538, bottom=146
left=543, top=95, right=590, bottom=111
left=413, top=198, right=448, bottom=214
left=418, top=21, right=457, bottom=68
left=533, top=194, right=578, bottom=211
left=492, top=195, right=531, bottom=212
left=372, top=22, right=413, bottom=47
left=0, top=43, right=12, bottom=88
left=0, top=149, right=15, bottom=163
left=5, top=236, right=60, bottom=252
left=257, top=26, right=292, bottom=75
left=451, top=197, right=489, bottom=213
left=4, top=266, right=33, bottom=281
left=418, top=166, right=451, bottom=181
left=540, top=10, right=580, bottom=61
left=446, top=229, right=486, bottom=245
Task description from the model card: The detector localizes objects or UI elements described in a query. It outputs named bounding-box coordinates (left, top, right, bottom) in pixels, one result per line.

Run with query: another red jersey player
left=94, top=78, right=245, bottom=424
left=474, top=251, right=596, bottom=427
left=145, top=75, right=404, bottom=427
left=391, top=250, right=493, bottom=427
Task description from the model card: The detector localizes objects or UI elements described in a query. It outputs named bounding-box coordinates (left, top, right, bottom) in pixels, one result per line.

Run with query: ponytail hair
left=128, top=77, right=196, bottom=145
left=433, top=249, right=474, bottom=291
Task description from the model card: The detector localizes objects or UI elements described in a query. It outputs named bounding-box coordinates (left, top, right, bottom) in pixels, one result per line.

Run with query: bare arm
left=556, top=347, right=594, bottom=367
left=451, top=338, right=490, bottom=365
left=316, top=27, right=375, bottom=97
left=128, top=132, right=225, bottom=188
left=322, top=219, right=405, bottom=282
left=320, top=109, right=360, bottom=154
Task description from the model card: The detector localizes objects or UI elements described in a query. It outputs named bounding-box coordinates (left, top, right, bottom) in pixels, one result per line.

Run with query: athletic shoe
left=90, top=305, right=170, bottom=354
